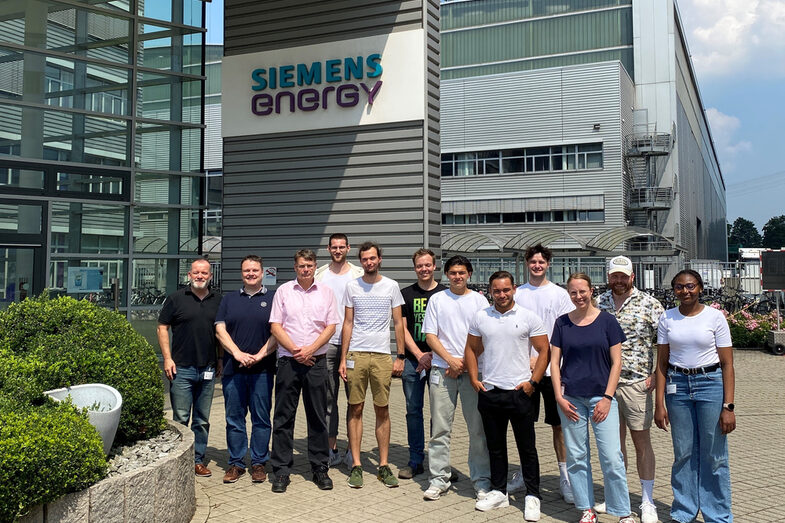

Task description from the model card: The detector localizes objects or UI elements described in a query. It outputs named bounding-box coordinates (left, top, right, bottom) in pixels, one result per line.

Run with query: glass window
left=441, top=161, right=454, bottom=177
left=485, top=213, right=501, bottom=223
left=0, top=203, right=43, bottom=234
left=49, top=259, right=126, bottom=305
left=481, top=159, right=500, bottom=174
left=587, top=210, right=605, bottom=221
left=133, top=207, right=199, bottom=255
left=51, top=202, right=127, bottom=253
left=502, top=157, right=523, bottom=173
left=0, top=166, right=44, bottom=190
left=56, top=171, right=125, bottom=196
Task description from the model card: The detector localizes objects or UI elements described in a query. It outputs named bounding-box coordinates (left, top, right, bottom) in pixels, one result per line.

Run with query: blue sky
left=678, top=0, right=785, bottom=231
left=204, top=0, right=784, bottom=231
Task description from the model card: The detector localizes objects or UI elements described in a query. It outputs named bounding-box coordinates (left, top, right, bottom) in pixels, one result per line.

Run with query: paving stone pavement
left=178, top=349, right=785, bottom=523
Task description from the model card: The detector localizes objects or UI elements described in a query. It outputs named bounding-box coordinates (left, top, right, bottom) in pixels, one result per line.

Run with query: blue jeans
left=559, top=395, right=630, bottom=516
left=665, top=368, right=732, bottom=523
left=401, top=357, right=427, bottom=467
left=222, top=371, right=274, bottom=468
left=170, top=365, right=215, bottom=464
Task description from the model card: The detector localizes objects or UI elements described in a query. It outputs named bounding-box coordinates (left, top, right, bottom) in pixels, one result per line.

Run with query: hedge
left=0, top=397, right=106, bottom=522
left=0, top=295, right=166, bottom=444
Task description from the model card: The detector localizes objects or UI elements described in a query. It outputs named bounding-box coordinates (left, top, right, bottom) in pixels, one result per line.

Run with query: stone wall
left=19, top=422, right=195, bottom=523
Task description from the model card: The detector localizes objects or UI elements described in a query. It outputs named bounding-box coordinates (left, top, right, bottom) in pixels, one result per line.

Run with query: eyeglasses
left=673, top=283, right=698, bottom=291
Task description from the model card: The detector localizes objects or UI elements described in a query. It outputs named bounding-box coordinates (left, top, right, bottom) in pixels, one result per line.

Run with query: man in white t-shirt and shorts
left=509, top=244, right=575, bottom=504
left=465, top=270, right=550, bottom=520
left=422, top=255, right=492, bottom=501
left=339, top=241, right=405, bottom=489
left=314, top=233, right=364, bottom=466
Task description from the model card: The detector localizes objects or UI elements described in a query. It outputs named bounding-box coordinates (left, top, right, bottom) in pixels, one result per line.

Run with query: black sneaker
left=271, top=473, right=290, bottom=493
left=312, top=470, right=333, bottom=490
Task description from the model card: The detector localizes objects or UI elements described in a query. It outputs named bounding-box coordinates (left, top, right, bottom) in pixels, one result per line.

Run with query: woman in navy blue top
left=550, top=273, right=633, bottom=523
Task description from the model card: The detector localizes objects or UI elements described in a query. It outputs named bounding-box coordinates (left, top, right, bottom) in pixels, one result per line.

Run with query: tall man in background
left=509, top=244, right=575, bottom=503
left=315, top=233, right=364, bottom=466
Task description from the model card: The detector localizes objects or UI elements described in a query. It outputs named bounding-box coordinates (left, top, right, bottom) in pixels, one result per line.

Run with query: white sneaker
left=579, top=509, right=597, bottom=523
left=618, top=517, right=636, bottom=523
left=328, top=449, right=342, bottom=467
left=474, top=489, right=509, bottom=511
left=640, top=502, right=658, bottom=523
left=507, top=469, right=524, bottom=492
left=423, top=484, right=448, bottom=501
left=560, top=478, right=574, bottom=504
left=524, top=495, right=541, bottom=521
left=476, top=488, right=489, bottom=501
left=594, top=502, right=607, bottom=514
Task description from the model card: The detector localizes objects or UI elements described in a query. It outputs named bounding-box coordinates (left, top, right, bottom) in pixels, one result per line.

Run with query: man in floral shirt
left=596, top=256, right=664, bottom=523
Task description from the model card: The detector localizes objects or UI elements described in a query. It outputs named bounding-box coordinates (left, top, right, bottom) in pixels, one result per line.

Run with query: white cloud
left=678, top=0, right=785, bottom=77
left=705, top=108, right=752, bottom=172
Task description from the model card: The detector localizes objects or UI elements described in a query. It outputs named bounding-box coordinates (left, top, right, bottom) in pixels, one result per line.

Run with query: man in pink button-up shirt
left=269, top=249, right=339, bottom=493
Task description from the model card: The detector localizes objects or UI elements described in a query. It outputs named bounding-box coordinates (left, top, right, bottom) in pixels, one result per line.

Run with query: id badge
left=666, top=383, right=676, bottom=395
left=203, top=370, right=214, bottom=381
left=429, top=372, right=440, bottom=385
left=346, top=360, right=355, bottom=369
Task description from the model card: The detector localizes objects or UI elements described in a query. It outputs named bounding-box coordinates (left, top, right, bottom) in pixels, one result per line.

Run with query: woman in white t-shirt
left=654, top=269, right=735, bottom=523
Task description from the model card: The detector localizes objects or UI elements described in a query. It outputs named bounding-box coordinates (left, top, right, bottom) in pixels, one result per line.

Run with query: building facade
left=0, top=0, right=207, bottom=321
left=220, top=0, right=441, bottom=288
left=440, top=0, right=726, bottom=287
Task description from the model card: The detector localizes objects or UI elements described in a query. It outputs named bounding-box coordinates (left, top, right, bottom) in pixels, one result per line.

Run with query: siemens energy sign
left=222, top=31, right=426, bottom=136
left=221, top=11, right=440, bottom=289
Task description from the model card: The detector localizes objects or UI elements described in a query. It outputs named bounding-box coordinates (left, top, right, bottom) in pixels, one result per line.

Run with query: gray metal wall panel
left=222, top=121, right=436, bottom=289
left=225, top=0, right=425, bottom=56
left=440, top=62, right=628, bottom=249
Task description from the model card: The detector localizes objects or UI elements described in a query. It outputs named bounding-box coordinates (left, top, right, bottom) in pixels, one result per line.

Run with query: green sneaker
left=347, top=466, right=363, bottom=488
left=377, top=465, right=399, bottom=488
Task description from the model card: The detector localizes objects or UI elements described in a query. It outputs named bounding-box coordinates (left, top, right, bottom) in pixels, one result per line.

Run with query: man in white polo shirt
left=465, top=270, right=550, bottom=521
left=421, top=255, right=491, bottom=501
left=510, top=243, right=575, bottom=504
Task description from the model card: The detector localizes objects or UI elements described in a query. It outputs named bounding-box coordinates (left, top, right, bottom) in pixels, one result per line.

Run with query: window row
left=442, top=209, right=605, bottom=225
left=441, top=143, right=603, bottom=177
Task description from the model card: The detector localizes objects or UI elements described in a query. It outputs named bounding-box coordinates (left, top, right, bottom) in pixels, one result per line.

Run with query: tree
left=729, top=217, right=762, bottom=247
left=763, top=215, right=785, bottom=248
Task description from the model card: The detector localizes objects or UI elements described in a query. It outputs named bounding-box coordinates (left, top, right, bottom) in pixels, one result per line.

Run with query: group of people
left=158, top=236, right=736, bottom=523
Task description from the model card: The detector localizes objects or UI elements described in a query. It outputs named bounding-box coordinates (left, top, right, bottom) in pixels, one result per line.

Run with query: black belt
left=668, top=363, right=720, bottom=375
left=280, top=354, right=326, bottom=361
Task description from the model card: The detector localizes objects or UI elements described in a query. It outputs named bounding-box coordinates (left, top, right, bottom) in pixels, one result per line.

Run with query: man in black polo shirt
left=215, top=255, right=278, bottom=484
left=158, top=258, right=222, bottom=477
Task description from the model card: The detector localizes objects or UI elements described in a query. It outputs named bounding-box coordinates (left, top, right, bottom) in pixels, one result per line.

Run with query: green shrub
left=0, top=295, right=165, bottom=444
left=0, top=397, right=106, bottom=522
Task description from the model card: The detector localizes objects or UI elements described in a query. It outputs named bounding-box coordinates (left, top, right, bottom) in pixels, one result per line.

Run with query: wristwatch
left=528, top=379, right=538, bottom=388
left=396, top=353, right=406, bottom=360
left=723, top=402, right=735, bottom=412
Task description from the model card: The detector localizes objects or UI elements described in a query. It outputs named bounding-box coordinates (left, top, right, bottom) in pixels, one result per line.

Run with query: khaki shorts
left=615, top=379, right=654, bottom=431
left=346, top=352, right=392, bottom=407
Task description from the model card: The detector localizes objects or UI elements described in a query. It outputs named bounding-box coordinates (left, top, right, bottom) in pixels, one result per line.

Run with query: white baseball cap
left=608, top=255, right=633, bottom=276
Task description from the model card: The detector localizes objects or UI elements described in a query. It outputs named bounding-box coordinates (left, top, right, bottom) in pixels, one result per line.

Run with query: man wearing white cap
left=595, top=255, right=664, bottom=523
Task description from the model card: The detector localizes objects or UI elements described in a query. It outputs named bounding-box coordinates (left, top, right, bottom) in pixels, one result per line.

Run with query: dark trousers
left=270, top=356, right=329, bottom=475
left=478, top=387, right=541, bottom=497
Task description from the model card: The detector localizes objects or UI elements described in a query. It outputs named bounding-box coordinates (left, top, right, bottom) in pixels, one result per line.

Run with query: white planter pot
left=44, top=383, right=123, bottom=454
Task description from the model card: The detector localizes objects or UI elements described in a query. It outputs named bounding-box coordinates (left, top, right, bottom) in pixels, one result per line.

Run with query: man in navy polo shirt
left=215, top=255, right=278, bottom=484
left=158, top=258, right=222, bottom=477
